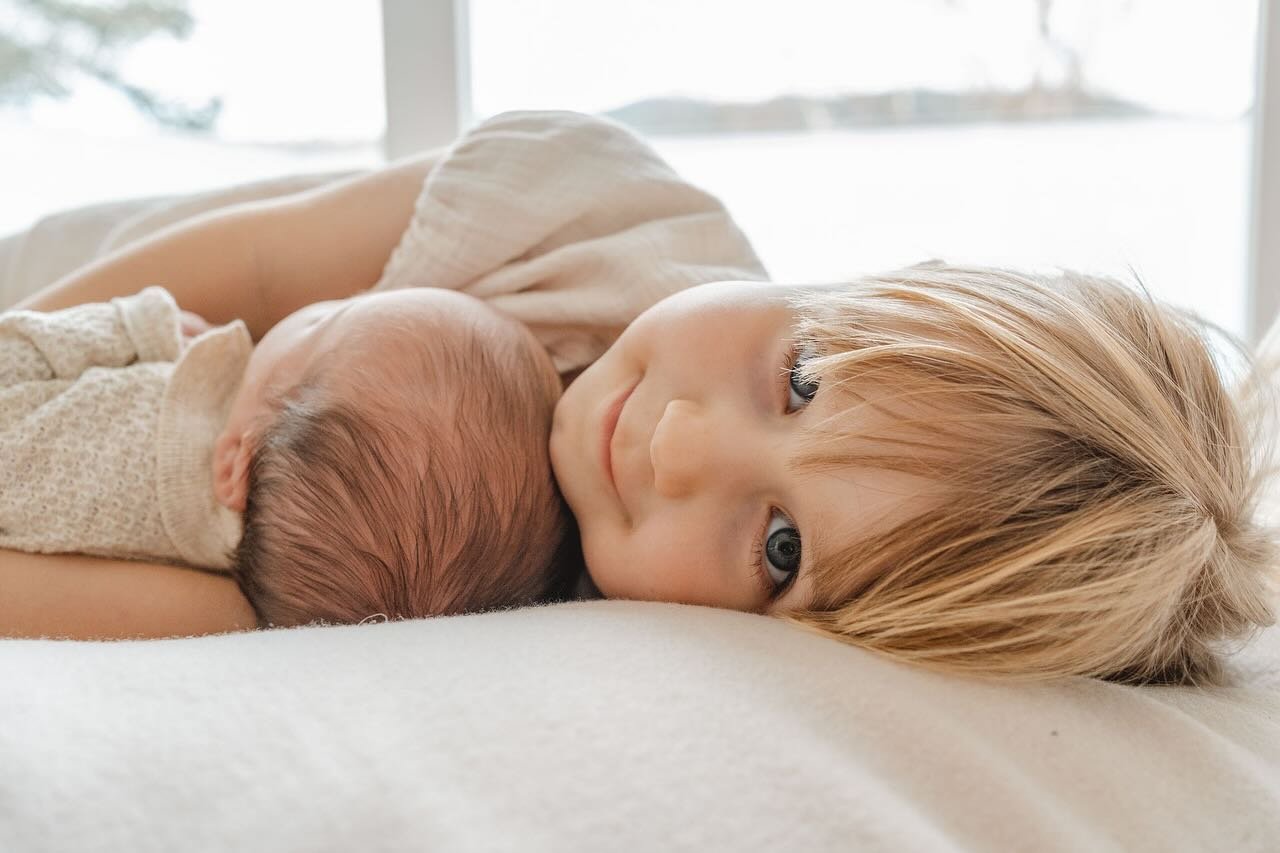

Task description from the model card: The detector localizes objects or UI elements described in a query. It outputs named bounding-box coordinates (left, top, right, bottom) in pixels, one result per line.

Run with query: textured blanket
left=0, top=601, right=1276, bottom=852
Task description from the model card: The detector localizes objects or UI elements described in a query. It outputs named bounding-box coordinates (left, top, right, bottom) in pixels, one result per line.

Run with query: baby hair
left=783, top=263, right=1276, bottom=685
left=232, top=313, right=571, bottom=628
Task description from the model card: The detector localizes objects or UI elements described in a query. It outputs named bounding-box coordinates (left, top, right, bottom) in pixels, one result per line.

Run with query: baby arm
left=0, top=287, right=180, bottom=385
left=16, top=149, right=443, bottom=340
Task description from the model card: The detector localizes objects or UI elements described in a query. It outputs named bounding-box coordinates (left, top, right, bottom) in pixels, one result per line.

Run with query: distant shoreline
left=605, top=87, right=1154, bottom=136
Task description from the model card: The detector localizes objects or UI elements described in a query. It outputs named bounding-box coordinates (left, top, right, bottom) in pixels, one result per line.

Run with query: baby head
left=550, top=266, right=1276, bottom=685
left=214, top=288, right=572, bottom=627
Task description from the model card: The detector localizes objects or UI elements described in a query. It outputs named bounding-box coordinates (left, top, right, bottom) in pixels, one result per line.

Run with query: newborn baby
left=0, top=286, right=571, bottom=628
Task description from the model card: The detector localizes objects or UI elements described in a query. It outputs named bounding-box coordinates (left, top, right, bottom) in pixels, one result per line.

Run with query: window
left=0, top=0, right=386, bottom=236
left=469, top=0, right=1260, bottom=337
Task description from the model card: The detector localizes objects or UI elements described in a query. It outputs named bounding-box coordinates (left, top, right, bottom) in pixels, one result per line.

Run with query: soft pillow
left=1, top=601, right=1277, bottom=852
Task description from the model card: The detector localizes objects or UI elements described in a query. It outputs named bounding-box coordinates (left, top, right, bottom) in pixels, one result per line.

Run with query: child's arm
left=16, top=149, right=444, bottom=340
left=0, top=550, right=258, bottom=640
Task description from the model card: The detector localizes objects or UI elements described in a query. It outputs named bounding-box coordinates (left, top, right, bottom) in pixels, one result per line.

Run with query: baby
left=0, top=285, right=571, bottom=628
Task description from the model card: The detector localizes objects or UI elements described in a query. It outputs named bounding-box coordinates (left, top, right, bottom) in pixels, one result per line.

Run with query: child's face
left=215, top=289, right=560, bottom=512
left=550, top=281, right=932, bottom=614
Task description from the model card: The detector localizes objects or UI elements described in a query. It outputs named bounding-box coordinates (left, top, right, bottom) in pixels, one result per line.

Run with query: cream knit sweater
left=0, top=286, right=249, bottom=569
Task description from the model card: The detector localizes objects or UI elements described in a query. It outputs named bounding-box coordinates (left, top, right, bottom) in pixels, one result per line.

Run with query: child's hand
left=179, top=309, right=214, bottom=343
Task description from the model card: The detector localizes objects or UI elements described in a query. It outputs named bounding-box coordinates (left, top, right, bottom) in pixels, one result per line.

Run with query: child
left=0, top=284, right=572, bottom=627
left=548, top=266, right=1278, bottom=685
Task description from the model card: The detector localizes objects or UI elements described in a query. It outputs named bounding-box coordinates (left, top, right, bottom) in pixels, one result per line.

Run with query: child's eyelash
left=750, top=522, right=771, bottom=597
left=778, top=336, right=820, bottom=409
left=777, top=341, right=804, bottom=409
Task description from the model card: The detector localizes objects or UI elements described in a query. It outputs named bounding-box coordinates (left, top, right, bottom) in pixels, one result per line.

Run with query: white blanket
left=0, top=601, right=1276, bottom=852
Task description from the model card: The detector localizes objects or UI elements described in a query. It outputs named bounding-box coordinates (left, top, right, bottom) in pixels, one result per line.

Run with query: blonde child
left=7, top=111, right=1273, bottom=685
left=548, top=267, right=1277, bottom=685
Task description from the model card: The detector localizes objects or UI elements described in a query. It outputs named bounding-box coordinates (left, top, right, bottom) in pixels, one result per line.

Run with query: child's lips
left=601, top=379, right=640, bottom=509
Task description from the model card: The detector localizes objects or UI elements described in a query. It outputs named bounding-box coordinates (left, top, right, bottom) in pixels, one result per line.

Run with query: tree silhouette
left=0, top=0, right=220, bottom=131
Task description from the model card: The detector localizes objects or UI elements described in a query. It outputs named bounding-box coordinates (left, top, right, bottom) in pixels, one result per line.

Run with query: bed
left=0, top=178, right=1277, bottom=853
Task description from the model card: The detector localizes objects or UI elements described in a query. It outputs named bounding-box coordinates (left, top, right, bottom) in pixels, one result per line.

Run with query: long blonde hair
left=786, top=263, right=1276, bottom=685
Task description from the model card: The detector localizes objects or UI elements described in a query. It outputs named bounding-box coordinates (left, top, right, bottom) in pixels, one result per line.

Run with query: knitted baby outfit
left=0, top=287, right=248, bottom=568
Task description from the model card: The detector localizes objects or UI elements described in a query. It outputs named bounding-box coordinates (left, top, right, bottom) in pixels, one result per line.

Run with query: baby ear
left=212, top=429, right=255, bottom=513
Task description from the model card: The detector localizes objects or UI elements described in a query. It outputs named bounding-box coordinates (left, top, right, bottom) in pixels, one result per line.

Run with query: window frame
left=1250, top=0, right=1280, bottom=342
left=380, top=0, right=472, bottom=160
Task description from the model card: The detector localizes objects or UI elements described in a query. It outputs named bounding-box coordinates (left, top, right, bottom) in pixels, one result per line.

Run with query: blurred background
left=0, top=0, right=1261, bottom=336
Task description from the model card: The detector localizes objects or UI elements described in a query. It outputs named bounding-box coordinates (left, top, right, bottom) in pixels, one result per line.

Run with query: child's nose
left=650, top=398, right=747, bottom=499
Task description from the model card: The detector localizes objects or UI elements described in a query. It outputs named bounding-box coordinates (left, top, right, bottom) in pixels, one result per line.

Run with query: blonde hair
left=785, top=263, right=1277, bottom=685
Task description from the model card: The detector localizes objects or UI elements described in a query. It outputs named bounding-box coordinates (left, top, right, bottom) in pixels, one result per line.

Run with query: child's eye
left=755, top=509, right=802, bottom=591
left=786, top=344, right=820, bottom=412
